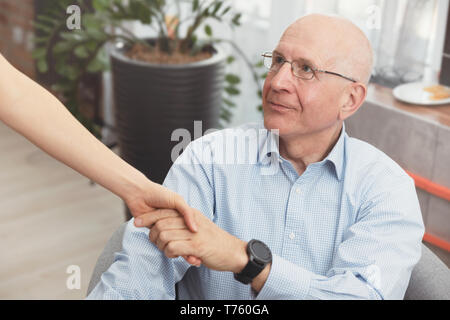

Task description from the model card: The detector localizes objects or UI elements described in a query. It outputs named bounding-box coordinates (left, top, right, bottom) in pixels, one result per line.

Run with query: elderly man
left=88, top=14, right=424, bottom=300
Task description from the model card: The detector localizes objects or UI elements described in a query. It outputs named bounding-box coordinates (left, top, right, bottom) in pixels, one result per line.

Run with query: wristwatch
left=234, top=239, right=272, bottom=285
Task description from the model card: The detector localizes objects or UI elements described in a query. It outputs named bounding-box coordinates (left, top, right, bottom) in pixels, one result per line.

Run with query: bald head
left=281, top=14, right=373, bottom=84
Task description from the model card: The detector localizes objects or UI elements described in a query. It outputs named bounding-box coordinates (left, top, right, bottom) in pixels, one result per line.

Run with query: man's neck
left=279, top=122, right=343, bottom=175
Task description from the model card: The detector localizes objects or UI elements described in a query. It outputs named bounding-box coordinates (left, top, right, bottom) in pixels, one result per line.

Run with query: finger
left=149, top=217, right=187, bottom=243
left=154, top=217, right=187, bottom=231
left=144, top=183, right=198, bottom=233
left=164, top=240, right=196, bottom=258
left=184, top=255, right=202, bottom=267
left=155, top=229, right=193, bottom=252
left=135, top=209, right=179, bottom=228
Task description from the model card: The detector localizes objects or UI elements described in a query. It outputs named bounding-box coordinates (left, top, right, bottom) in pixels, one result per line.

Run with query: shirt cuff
left=255, top=254, right=313, bottom=300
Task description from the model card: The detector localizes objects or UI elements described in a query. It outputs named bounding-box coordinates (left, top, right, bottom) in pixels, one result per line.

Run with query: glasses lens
left=292, top=59, right=315, bottom=80
left=263, top=53, right=273, bottom=70
left=264, top=52, right=285, bottom=72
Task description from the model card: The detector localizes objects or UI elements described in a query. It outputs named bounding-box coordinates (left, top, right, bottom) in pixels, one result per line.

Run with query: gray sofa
left=87, top=223, right=450, bottom=300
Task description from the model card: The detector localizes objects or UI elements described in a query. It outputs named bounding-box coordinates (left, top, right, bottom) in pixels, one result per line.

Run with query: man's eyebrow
left=273, top=50, right=318, bottom=67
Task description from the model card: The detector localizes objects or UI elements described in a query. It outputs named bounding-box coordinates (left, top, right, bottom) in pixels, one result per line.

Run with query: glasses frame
left=262, top=52, right=357, bottom=83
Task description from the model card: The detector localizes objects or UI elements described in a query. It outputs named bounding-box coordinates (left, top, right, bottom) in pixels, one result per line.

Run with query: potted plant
left=34, top=0, right=264, bottom=217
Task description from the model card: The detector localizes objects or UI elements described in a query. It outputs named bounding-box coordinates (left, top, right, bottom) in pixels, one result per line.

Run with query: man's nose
left=270, top=63, right=295, bottom=93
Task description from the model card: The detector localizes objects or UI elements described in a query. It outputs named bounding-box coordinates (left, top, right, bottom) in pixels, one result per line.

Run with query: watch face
left=250, top=240, right=272, bottom=264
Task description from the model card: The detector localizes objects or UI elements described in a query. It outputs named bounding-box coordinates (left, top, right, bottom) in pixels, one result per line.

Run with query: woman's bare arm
left=0, top=53, right=197, bottom=232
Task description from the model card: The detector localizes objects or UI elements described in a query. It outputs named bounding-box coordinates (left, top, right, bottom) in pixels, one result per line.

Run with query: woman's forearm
left=0, top=53, right=148, bottom=203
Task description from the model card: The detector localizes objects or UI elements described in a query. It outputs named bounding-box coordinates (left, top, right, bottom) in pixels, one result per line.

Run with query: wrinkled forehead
left=276, top=20, right=343, bottom=69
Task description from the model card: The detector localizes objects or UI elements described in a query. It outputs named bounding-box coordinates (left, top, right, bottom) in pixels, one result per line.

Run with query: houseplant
left=34, top=0, right=264, bottom=217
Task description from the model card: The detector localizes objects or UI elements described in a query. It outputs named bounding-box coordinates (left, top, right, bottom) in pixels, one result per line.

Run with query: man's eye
left=301, top=64, right=312, bottom=73
left=273, top=55, right=284, bottom=64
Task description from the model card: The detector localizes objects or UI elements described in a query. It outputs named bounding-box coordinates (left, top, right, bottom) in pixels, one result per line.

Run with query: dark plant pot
left=110, top=42, right=225, bottom=219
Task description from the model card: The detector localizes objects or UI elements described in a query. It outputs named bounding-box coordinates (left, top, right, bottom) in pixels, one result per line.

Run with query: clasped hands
left=137, top=208, right=248, bottom=273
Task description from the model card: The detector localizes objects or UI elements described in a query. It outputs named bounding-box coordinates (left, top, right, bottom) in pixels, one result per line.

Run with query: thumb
left=173, top=194, right=198, bottom=233
left=148, top=182, right=198, bottom=232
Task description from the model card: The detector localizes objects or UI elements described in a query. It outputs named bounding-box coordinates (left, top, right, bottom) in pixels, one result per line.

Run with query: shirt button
left=289, top=232, right=296, bottom=240
left=295, top=188, right=301, bottom=194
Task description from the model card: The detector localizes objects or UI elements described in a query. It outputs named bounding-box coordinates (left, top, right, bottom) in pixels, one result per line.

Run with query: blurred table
left=367, top=83, right=450, bottom=128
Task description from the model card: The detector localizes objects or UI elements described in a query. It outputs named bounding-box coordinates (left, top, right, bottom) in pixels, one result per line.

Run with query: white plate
left=392, top=82, right=450, bottom=105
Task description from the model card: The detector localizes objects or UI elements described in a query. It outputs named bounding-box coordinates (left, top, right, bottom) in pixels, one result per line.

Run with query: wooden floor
left=0, top=121, right=125, bottom=299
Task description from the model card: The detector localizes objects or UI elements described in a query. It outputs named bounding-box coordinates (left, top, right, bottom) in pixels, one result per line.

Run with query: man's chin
left=263, top=116, right=293, bottom=137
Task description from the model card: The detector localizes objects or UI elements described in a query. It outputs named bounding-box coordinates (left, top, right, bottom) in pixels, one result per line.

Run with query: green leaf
left=225, top=74, right=240, bottom=84
left=87, top=58, right=103, bottom=73
left=212, top=2, right=223, bottom=16
left=254, top=61, right=264, bottom=68
left=74, top=46, right=89, bottom=58
left=139, top=10, right=152, bottom=24
left=33, top=21, right=53, bottom=33
left=83, top=14, right=104, bottom=31
left=65, top=66, right=81, bottom=80
left=193, top=0, right=199, bottom=11
left=191, top=34, right=198, bottom=45
left=201, top=7, right=210, bottom=17
left=32, top=47, right=47, bottom=60
left=36, top=14, right=58, bottom=26
left=36, top=59, right=48, bottom=73
left=93, top=0, right=110, bottom=11
left=225, top=86, right=240, bottom=95
left=85, top=40, right=98, bottom=52
left=34, top=36, right=49, bottom=45
left=86, top=27, right=107, bottom=41
left=53, top=41, right=73, bottom=54
left=226, top=55, right=235, bottom=64
left=55, top=57, right=68, bottom=74
left=223, top=97, right=236, bottom=108
left=130, top=1, right=152, bottom=24
left=87, top=48, right=108, bottom=73
left=232, top=13, right=242, bottom=26
left=220, top=108, right=232, bottom=122
left=204, top=24, right=212, bottom=37
left=60, top=31, right=85, bottom=42
left=221, top=6, right=231, bottom=16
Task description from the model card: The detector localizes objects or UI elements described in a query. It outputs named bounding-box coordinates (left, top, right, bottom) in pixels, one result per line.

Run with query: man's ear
left=338, top=83, right=367, bottom=121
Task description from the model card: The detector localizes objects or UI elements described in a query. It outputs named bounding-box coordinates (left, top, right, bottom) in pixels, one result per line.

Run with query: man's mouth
left=269, top=100, right=294, bottom=111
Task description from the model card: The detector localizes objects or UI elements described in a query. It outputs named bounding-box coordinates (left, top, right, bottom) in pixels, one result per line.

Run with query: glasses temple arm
left=320, top=70, right=357, bottom=83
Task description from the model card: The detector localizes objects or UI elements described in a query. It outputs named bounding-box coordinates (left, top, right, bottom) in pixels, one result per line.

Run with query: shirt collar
left=259, top=122, right=347, bottom=181
left=324, top=122, right=346, bottom=181
left=258, top=127, right=281, bottom=165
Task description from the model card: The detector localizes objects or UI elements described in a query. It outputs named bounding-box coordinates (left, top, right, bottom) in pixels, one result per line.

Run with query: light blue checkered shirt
left=88, top=122, right=424, bottom=300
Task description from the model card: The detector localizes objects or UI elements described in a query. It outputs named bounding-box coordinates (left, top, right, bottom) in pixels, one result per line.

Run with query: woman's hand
left=125, top=179, right=197, bottom=232
left=124, top=180, right=202, bottom=266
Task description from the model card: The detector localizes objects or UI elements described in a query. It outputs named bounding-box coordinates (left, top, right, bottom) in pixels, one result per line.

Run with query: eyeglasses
left=262, top=51, right=357, bottom=83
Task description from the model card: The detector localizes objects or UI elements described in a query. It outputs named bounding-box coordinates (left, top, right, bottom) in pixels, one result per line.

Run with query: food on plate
left=423, top=85, right=450, bottom=101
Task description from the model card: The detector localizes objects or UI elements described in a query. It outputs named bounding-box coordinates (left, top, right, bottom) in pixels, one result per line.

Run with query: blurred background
left=0, top=0, right=449, bottom=299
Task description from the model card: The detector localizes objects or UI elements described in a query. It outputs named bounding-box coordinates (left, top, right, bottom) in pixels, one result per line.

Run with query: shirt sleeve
left=87, top=219, right=192, bottom=300
left=256, top=174, right=425, bottom=300
left=87, top=140, right=215, bottom=300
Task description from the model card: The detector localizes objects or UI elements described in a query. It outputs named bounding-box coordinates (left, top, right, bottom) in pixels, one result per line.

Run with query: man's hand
left=145, top=208, right=249, bottom=273
left=124, top=181, right=203, bottom=266
left=125, top=180, right=197, bottom=232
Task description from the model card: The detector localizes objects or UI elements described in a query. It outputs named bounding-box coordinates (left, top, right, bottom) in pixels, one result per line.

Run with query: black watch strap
left=234, top=240, right=272, bottom=285
left=234, top=260, right=265, bottom=284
